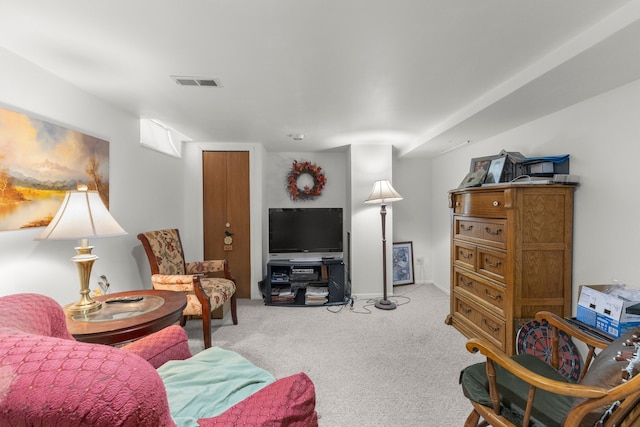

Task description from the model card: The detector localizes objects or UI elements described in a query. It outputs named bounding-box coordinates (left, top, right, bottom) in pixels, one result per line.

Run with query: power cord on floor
left=326, top=283, right=426, bottom=314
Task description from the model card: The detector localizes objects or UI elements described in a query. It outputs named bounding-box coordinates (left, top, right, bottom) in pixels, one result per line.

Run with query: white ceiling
left=1, top=0, right=639, bottom=158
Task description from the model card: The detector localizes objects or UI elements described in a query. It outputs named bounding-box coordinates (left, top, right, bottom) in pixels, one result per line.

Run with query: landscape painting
left=0, top=106, right=109, bottom=231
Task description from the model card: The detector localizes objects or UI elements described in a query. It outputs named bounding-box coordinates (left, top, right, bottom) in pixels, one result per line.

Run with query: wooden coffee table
left=66, top=289, right=187, bottom=345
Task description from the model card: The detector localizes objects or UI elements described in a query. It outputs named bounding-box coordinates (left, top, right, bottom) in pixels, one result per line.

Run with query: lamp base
left=65, top=299, right=102, bottom=315
left=67, top=245, right=102, bottom=316
left=375, top=299, right=397, bottom=310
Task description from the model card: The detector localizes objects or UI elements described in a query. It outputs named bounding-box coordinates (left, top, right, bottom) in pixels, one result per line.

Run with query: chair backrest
left=138, top=229, right=187, bottom=275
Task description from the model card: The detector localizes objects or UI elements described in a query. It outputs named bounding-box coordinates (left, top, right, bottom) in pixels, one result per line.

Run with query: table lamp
left=35, top=184, right=127, bottom=315
left=365, top=179, right=403, bottom=310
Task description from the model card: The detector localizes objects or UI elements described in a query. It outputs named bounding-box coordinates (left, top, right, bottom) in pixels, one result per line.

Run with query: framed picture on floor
left=392, top=241, right=414, bottom=285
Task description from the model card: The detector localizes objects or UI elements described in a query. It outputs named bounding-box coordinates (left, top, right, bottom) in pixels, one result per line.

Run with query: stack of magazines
left=305, top=286, right=329, bottom=305
left=271, top=286, right=297, bottom=303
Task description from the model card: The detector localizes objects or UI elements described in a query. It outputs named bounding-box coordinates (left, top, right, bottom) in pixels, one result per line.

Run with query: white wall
left=393, top=156, right=433, bottom=286
left=0, top=48, right=185, bottom=304
left=350, top=144, right=396, bottom=298
left=430, top=77, right=640, bottom=312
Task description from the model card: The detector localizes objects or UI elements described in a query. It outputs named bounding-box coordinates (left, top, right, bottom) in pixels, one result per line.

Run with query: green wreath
left=287, top=160, right=326, bottom=201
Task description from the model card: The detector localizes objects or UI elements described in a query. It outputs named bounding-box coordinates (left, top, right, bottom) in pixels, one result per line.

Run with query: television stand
left=263, top=259, right=349, bottom=307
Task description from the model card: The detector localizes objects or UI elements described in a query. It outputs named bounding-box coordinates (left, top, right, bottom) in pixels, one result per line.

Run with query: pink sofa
left=0, top=293, right=318, bottom=426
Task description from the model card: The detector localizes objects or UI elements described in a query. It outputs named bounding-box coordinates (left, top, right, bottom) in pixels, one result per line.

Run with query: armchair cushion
left=122, top=325, right=191, bottom=369
left=157, top=347, right=276, bottom=426
left=152, top=274, right=196, bottom=292
left=151, top=274, right=236, bottom=316
left=460, top=354, right=575, bottom=427
left=198, top=372, right=318, bottom=426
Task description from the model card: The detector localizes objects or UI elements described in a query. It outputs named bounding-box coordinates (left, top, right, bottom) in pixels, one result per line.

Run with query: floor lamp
left=365, top=179, right=403, bottom=310
left=35, top=185, right=127, bottom=315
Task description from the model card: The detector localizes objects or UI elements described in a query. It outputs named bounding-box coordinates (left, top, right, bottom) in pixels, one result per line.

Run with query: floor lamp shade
left=365, top=180, right=403, bottom=310
left=35, top=187, right=127, bottom=314
left=364, top=180, right=403, bottom=205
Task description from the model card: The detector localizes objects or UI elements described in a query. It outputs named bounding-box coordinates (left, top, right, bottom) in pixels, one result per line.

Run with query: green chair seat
left=460, top=354, right=577, bottom=427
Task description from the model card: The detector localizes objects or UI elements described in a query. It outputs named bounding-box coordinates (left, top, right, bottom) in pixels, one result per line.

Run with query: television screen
left=269, top=208, right=343, bottom=254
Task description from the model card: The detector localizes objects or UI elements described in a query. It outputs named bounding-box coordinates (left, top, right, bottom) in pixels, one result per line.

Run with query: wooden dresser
left=445, top=184, right=575, bottom=355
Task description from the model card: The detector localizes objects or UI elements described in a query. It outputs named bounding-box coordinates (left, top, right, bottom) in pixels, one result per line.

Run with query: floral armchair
left=0, top=293, right=318, bottom=426
left=138, top=229, right=237, bottom=349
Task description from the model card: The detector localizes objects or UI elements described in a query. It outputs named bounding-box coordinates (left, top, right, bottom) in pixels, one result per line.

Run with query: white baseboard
left=431, top=281, right=449, bottom=295
left=351, top=280, right=438, bottom=300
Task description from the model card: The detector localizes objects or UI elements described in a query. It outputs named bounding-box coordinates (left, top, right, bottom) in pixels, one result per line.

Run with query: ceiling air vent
left=171, top=75, right=222, bottom=87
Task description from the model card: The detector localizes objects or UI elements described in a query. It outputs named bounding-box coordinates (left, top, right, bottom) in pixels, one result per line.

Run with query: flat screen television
left=269, top=208, right=343, bottom=257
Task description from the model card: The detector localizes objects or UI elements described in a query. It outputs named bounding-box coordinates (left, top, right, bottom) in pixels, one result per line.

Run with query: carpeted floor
left=184, top=283, right=482, bottom=426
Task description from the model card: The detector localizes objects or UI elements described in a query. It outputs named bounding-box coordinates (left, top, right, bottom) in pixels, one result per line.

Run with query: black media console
left=263, top=259, right=350, bottom=306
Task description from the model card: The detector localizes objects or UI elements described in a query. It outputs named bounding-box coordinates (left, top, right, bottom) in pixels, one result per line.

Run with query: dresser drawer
left=452, top=294, right=506, bottom=350
left=453, top=241, right=476, bottom=271
left=451, top=190, right=508, bottom=218
left=454, top=217, right=507, bottom=249
left=477, top=246, right=507, bottom=282
left=453, top=267, right=505, bottom=314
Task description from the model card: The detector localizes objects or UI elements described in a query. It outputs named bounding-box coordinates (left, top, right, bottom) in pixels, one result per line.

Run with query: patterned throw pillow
left=197, top=372, right=318, bottom=426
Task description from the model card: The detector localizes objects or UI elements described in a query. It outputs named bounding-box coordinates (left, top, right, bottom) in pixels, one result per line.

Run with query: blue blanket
left=157, top=347, right=275, bottom=427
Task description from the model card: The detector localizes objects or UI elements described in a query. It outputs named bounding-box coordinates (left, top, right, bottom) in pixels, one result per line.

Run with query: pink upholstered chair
left=0, top=293, right=318, bottom=426
left=138, top=229, right=238, bottom=349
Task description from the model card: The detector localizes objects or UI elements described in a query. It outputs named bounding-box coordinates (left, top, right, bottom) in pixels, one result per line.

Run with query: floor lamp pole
left=375, top=203, right=396, bottom=310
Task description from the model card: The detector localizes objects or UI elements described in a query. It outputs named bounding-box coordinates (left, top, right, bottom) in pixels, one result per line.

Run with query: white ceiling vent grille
left=171, top=75, right=222, bottom=87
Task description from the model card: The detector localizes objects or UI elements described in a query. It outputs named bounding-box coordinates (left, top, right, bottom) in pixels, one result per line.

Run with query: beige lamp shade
left=34, top=187, right=126, bottom=315
left=35, top=189, right=126, bottom=241
left=364, top=179, right=403, bottom=204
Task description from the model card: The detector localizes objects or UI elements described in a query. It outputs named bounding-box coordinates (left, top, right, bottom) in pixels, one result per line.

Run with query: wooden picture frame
left=392, top=241, right=414, bottom=286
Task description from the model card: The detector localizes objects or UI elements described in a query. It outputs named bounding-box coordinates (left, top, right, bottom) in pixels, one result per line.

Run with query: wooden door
left=202, top=151, right=251, bottom=298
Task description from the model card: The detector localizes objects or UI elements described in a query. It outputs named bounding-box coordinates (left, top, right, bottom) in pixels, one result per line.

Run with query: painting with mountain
left=0, top=106, right=109, bottom=231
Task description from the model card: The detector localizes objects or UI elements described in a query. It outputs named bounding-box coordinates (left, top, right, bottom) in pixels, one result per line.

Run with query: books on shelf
left=270, top=284, right=330, bottom=305
left=270, top=286, right=297, bottom=303
left=306, top=286, right=328, bottom=296
left=305, top=297, right=327, bottom=305
left=305, top=286, right=329, bottom=305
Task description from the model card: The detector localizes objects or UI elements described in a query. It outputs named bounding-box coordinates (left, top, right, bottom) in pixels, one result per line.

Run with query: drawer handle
left=483, top=319, right=500, bottom=332
left=493, top=201, right=499, bottom=207
left=485, top=290, right=502, bottom=301
left=485, top=258, right=501, bottom=268
left=460, top=250, right=473, bottom=259
left=460, top=278, right=473, bottom=287
left=459, top=305, right=472, bottom=314
left=485, top=227, right=502, bottom=236
left=460, top=224, right=474, bottom=232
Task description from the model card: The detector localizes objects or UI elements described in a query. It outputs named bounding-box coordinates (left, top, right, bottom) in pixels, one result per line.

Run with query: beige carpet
left=184, top=283, right=482, bottom=426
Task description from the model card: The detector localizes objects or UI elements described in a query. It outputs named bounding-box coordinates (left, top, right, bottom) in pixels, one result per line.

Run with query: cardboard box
left=576, top=284, right=640, bottom=338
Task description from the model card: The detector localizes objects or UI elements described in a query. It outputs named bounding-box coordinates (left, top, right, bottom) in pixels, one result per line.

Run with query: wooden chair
left=460, top=311, right=640, bottom=427
left=138, top=229, right=238, bottom=349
